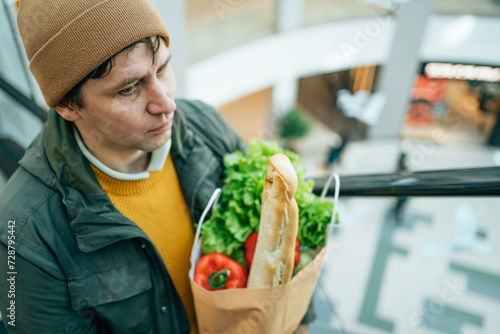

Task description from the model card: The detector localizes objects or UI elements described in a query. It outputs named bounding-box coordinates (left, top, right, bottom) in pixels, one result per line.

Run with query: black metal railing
left=312, top=167, right=500, bottom=197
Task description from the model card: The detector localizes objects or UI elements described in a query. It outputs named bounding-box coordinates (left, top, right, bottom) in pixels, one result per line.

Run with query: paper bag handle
left=190, top=188, right=222, bottom=268
left=320, top=171, right=340, bottom=235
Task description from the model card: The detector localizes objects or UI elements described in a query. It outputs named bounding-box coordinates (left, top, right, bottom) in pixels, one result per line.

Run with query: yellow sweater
left=90, top=155, right=197, bottom=333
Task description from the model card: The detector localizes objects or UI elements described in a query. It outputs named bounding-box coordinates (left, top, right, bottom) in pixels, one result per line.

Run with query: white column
left=150, top=0, right=188, bottom=98
left=370, top=0, right=436, bottom=138
left=276, top=0, right=303, bottom=32
left=272, top=0, right=303, bottom=115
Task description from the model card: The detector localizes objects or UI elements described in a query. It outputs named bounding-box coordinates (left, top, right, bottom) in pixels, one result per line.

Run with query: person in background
left=0, top=0, right=313, bottom=332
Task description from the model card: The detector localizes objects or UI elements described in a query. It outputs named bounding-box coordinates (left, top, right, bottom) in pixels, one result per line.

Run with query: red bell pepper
left=244, top=232, right=301, bottom=269
left=194, top=253, right=247, bottom=291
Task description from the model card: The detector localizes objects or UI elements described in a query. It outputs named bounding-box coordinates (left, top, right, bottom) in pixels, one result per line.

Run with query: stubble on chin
left=141, top=131, right=171, bottom=153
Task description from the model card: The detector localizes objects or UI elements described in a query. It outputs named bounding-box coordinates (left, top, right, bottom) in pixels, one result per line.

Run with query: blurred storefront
left=216, top=65, right=380, bottom=144
left=297, top=66, right=379, bottom=142
left=403, top=62, right=500, bottom=146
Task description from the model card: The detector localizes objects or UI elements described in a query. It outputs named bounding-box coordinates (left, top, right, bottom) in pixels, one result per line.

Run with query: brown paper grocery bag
left=190, top=247, right=326, bottom=334
left=189, top=173, right=339, bottom=334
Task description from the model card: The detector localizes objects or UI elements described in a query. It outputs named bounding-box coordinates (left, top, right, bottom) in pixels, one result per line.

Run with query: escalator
left=0, top=75, right=46, bottom=182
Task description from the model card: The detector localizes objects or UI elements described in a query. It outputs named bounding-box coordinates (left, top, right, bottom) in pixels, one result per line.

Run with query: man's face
left=74, top=38, right=176, bottom=156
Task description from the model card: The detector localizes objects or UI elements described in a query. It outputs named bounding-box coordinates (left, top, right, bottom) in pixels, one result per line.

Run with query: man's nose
left=146, top=80, right=175, bottom=115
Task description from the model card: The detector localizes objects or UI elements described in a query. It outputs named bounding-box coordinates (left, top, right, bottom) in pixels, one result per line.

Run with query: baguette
left=247, top=154, right=299, bottom=289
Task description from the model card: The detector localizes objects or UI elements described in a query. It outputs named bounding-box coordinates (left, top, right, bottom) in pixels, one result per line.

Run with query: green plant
left=278, top=107, right=312, bottom=140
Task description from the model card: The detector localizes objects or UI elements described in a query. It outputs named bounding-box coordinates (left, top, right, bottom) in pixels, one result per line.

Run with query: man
left=0, top=0, right=312, bottom=332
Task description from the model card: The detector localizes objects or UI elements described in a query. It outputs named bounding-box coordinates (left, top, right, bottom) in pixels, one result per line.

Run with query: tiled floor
left=310, top=196, right=500, bottom=334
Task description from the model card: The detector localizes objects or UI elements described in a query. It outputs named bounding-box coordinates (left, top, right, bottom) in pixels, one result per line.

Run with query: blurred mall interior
left=1, top=0, right=500, bottom=333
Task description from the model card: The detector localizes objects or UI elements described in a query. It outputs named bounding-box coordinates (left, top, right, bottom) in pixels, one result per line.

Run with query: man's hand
left=293, top=324, right=309, bottom=334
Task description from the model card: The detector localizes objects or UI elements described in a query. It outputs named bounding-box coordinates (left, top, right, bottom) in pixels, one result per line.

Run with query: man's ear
left=54, top=98, right=81, bottom=122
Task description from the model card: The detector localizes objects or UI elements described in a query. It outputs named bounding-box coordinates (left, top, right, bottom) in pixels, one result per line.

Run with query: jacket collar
left=19, top=107, right=192, bottom=252
left=19, top=109, right=107, bottom=197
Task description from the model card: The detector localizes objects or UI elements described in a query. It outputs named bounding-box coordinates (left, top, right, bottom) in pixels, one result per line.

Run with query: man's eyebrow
left=112, top=76, right=142, bottom=93
left=110, top=53, right=172, bottom=93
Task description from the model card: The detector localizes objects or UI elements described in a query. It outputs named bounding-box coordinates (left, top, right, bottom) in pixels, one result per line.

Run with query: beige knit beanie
left=17, top=0, right=170, bottom=108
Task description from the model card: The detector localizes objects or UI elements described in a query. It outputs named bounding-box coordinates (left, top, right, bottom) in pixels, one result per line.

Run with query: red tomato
left=244, top=232, right=259, bottom=269
left=294, top=238, right=301, bottom=268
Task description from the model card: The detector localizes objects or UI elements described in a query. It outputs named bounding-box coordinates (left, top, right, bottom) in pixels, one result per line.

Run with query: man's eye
left=120, top=83, right=138, bottom=95
left=157, top=65, right=167, bottom=74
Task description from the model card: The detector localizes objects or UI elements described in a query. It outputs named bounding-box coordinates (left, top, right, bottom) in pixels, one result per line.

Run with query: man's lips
left=148, top=118, right=172, bottom=134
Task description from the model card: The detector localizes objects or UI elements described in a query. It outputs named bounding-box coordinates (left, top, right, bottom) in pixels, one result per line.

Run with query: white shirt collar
left=73, top=126, right=170, bottom=181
